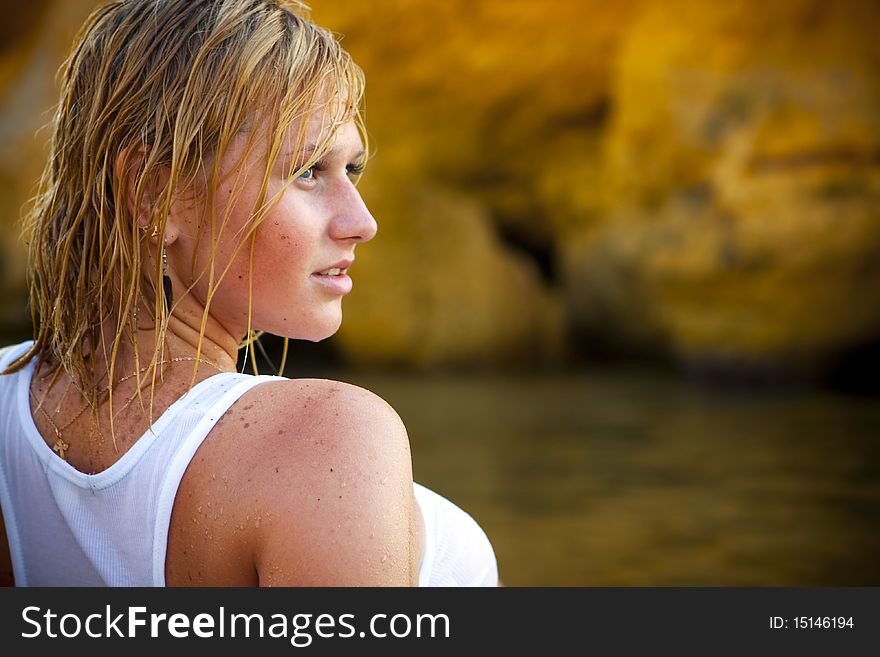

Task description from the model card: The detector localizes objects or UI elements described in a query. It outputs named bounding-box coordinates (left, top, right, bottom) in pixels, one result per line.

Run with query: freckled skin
left=169, top=120, right=376, bottom=344
left=164, top=378, right=423, bottom=586
left=157, top=116, right=422, bottom=586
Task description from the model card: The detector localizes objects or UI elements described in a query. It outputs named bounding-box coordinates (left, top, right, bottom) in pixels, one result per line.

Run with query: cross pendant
left=52, top=438, right=70, bottom=460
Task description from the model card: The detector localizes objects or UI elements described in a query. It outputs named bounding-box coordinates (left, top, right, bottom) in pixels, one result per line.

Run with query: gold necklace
left=30, top=357, right=226, bottom=461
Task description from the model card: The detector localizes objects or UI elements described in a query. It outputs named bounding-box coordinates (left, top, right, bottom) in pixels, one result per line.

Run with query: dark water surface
left=333, top=368, right=880, bottom=586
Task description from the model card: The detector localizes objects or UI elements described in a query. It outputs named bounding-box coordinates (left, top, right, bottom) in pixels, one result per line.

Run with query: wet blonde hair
left=3, top=0, right=365, bottom=425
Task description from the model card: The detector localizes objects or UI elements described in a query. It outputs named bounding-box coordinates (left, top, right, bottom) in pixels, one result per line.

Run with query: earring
left=139, top=224, right=159, bottom=239
left=162, top=243, right=173, bottom=315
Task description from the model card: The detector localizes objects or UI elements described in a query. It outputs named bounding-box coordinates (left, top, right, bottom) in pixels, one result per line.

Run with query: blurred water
left=334, top=369, right=880, bottom=586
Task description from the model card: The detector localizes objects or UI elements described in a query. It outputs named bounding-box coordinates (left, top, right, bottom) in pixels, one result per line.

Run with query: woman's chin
left=250, top=303, right=343, bottom=343
left=292, top=315, right=343, bottom=343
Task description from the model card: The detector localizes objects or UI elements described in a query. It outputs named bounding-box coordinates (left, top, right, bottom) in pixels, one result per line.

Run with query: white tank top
left=0, top=341, right=498, bottom=587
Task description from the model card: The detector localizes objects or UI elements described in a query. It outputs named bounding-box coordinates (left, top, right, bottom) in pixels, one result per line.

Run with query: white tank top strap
left=150, top=371, right=282, bottom=584
left=0, top=341, right=29, bottom=369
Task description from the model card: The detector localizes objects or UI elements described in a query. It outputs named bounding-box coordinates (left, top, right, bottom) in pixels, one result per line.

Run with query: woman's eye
left=346, top=163, right=365, bottom=180
left=298, top=166, right=316, bottom=182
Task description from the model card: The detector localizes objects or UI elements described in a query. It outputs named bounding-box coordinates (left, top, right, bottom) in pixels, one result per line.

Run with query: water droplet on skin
left=381, top=554, right=388, bottom=563
left=381, top=477, right=388, bottom=485
left=340, top=481, right=347, bottom=488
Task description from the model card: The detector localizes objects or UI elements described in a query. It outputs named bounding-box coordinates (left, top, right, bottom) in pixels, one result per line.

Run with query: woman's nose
left=331, top=184, right=377, bottom=243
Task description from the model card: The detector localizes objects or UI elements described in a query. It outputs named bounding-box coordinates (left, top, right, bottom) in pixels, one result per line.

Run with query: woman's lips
left=311, top=261, right=353, bottom=295
left=310, top=271, right=352, bottom=294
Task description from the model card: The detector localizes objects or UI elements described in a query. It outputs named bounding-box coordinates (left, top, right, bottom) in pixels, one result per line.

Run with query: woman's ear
left=116, top=145, right=151, bottom=231
left=116, top=145, right=178, bottom=243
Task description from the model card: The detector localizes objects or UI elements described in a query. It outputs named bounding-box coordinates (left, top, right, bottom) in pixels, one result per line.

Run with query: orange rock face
left=563, top=0, right=880, bottom=376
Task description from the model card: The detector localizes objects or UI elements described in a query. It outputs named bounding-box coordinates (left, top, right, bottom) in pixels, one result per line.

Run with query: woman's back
left=0, top=340, right=497, bottom=586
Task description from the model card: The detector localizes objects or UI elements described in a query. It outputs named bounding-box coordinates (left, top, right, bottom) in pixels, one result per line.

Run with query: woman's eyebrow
left=288, top=142, right=317, bottom=157
left=284, top=143, right=366, bottom=163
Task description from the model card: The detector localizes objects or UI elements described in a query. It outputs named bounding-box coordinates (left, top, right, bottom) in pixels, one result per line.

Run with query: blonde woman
left=0, top=0, right=498, bottom=587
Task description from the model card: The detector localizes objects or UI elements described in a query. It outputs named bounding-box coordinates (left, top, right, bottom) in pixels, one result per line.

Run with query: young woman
left=0, top=0, right=498, bottom=586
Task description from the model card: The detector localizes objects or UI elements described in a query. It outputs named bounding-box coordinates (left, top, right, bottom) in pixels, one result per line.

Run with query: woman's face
left=171, top=113, right=377, bottom=342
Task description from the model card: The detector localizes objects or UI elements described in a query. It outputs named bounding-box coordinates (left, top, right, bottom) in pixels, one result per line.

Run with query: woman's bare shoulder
left=169, top=376, right=419, bottom=586
left=231, top=377, right=410, bottom=465
left=205, top=376, right=409, bottom=465
left=236, top=378, right=418, bottom=585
